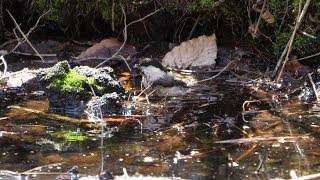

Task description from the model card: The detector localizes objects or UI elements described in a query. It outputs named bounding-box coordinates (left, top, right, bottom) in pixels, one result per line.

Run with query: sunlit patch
left=143, top=156, right=154, bottom=162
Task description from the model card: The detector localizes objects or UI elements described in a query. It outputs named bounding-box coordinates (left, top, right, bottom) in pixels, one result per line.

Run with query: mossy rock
left=37, top=61, right=126, bottom=117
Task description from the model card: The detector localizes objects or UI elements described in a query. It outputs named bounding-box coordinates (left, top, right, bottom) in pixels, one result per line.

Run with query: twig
left=255, top=152, right=264, bottom=172
left=11, top=51, right=56, bottom=57
left=234, top=144, right=257, bottom=162
left=307, top=73, right=319, bottom=101
left=288, top=25, right=316, bottom=39
left=6, top=10, right=48, bottom=62
left=196, top=60, right=237, bottom=83
left=7, top=10, right=50, bottom=52
left=0, top=55, right=7, bottom=77
left=253, top=0, right=267, bottom=37
left=95, top=7, right=162, bottom=69
left=126, top=8, right=163, bottom=28
left=275, top=0, right=303, bottom=83
left=123, top=168, right=129, bottom=179
left=187, top=14, right=201, bottom=40
left=272, top=0, right=312, bottom=80
left=297, top=51, right=320, bottom=61
left=215, top=136, right=307, bottom=144
left=95, top=5, right=128, bottom=69
left=279, top=0, right=290, bottom=31
left=112, top=0, right=115, bottom=31
left=137, top=82, right=153, bottom=97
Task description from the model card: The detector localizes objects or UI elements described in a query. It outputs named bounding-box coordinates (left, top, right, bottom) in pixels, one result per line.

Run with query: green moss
left=33, top=0, right=122, bottom=24
left=55, top=130, right=88, bottom=142
left=274, top=30, right=317, bottom=57
left=268, top=0, right=320, bottom=57
left=182, top=0, right=245, bottom=22
left=50, top=70, right=96, bottom=92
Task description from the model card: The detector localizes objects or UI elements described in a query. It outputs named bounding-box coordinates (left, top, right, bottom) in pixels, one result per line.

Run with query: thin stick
left=272, top=0, right=312, bottom=81
left=297, top=51, right=320, bottom=61
left=253, top=0, right=266, bottom=37
left=308, top=73, right=319, bottom=101
left=215, top=136, right=307, bottom=144
left=126, top=8, right=163, bottom=28
left=137, top=82, right=153, bottom=97
left=112, top=0, right=115, bottom=31
left=187, top=14, right=201, bottom=40
left=275, top=0, right=304, bottom=83
left=95, top=7, right=162, bottom=69
left=6, top=10, right=45, bottom=62
left=196, top=60, right=236, bottom=83
left=95, top=5, right=127, bottom=69
left=0, top=55, right=7, bottom=77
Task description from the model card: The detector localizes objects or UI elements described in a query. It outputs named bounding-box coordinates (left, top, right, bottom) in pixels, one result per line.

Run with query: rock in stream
left=37, top=61, right=126, bottom=118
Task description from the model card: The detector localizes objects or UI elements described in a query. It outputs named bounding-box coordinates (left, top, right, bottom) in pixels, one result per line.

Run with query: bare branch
left=126, top=8, right=163, bottom=28
left=6, top=10, right=50, bottom=61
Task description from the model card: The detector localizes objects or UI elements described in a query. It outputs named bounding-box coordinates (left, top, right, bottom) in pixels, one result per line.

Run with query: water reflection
left=1, top=80, right=320, bottom=179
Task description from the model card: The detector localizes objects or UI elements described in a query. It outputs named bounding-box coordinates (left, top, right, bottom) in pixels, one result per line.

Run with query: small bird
left=134, top=58, right=190, bottom=96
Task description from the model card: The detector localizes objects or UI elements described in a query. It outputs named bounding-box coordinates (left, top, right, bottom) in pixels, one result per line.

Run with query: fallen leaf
left=162, top=34, right=217, bottom=69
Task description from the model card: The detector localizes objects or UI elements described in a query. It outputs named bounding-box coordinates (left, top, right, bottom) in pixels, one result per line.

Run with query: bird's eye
left=133, top=64, right=140, bottom=69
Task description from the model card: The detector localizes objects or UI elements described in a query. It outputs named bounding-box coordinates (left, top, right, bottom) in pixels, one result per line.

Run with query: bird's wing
left=153, top=76, right=187, bottom=87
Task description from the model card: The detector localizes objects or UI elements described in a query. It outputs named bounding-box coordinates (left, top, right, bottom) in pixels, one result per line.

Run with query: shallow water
left=1, top=76, right=320, bottom=179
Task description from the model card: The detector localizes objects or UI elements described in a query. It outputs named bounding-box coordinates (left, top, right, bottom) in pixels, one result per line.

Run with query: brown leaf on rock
left=78, top=38, right=137, bottom=59
left=162, top=34, right=217, bottom=69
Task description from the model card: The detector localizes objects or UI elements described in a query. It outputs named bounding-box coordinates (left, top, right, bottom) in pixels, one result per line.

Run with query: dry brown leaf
left=162, top=34, right=217, bottom=69
left=78, top=38, right=137, bottom=59
left=261, top=10, right=275, bottom=24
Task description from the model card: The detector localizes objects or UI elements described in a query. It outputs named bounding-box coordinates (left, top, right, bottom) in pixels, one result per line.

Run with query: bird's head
left=134, top=58, right=166, bottom=71
left=134, top=58, right=187, bottom=89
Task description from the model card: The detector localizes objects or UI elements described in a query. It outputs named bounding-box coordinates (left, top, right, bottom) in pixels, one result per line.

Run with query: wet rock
left=86, top=92, right=124, bottom=121
left=0, top=86, right=26, bottom=106
left=37, top=61, right=126, bottom=118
